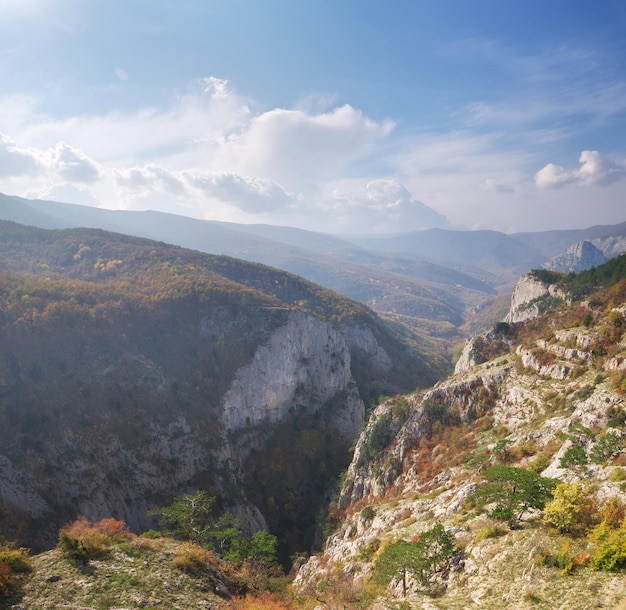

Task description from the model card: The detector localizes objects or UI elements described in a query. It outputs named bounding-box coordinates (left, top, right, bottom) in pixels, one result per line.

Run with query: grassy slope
left=293, top=260, right=626, bottom=608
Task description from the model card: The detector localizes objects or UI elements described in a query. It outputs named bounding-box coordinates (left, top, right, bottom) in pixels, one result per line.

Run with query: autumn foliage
left=58, top=516, right=134, bottom=560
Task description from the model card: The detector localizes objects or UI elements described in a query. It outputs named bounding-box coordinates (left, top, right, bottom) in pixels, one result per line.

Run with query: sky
left=1, top=0, right=626, bottom=235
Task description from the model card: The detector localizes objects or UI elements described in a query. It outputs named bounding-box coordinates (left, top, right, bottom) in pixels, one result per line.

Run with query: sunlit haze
left=1, top=0, right=625, bottom=234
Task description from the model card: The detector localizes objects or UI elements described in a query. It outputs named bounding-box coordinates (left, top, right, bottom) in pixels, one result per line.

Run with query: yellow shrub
left=172, top=542, right=209, bottom=574
left=543, top=482, right=597, bottom=535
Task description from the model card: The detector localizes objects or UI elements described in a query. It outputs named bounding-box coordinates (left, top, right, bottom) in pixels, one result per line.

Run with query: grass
left=15, top=536, right=297, bottom=610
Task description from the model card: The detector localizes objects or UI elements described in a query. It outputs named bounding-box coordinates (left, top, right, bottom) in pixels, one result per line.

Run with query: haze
left=1, top=0, right=625, bottom=234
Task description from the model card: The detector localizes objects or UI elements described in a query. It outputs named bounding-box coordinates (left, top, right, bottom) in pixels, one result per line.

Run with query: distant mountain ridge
left=1, top=192, right=625, bottom=345
left=543, top=240, right=607, bottom=273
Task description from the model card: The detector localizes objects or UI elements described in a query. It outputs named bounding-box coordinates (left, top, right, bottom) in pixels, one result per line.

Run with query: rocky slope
left=294, top=261, right=626, bottom=609
left=0, top=221, right=432, bottom=560
left=543, top=240, right=607, bottom=273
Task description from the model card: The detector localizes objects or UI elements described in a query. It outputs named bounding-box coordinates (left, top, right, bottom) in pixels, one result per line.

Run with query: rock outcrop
left=222, top=311, right=364, bottom=440
left=504, top=272, right=567, bottom=323
left=543, top=240, right=607, bottom=273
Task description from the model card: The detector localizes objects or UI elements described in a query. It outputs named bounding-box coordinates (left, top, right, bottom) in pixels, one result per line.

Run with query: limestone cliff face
left=504, top=273, right=567, bottom=323
left=0, top=304, right=373, bottom=549
left=222, top=311, right=364, bottom=441
left=296, top=301, right=626, bottom=605
left=543, top=240, right=607, bottom=273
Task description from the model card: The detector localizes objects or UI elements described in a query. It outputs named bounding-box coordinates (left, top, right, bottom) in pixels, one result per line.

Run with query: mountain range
left=2, top=193, right=625, bottom=360
left=3, top=224, right=625, bottom=609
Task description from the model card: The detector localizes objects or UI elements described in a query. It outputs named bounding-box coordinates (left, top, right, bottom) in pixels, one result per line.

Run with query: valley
left=0, top=206, right=625, bottom=608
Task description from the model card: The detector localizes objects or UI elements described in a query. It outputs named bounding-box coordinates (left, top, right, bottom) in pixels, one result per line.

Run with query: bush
left=543, top=482, right=597, bottom=536
left=172, top=541, right=211, bottom=574
left=0, top=543, right=31, bottom=596
left=560, top=443, right=588, bottom=468
left=361, top=506, right=376, bottom=522
left=544, top=540, right=576, bottom=576
left=588, top=518, right=626, bottom=571
left=591, top=431, right=624, bottom=464
left=58, top=516, right=134, bottom=560
left=609, top=468, right=626, bottom=482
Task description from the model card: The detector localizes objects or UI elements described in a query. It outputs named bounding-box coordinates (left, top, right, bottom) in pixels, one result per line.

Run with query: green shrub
left=591, top=431, right=624, bottom=464
left=560, top=443, right=588, bottom=468
left=360, top=506, right=376, bottom=522
left=0, top=543, right=32, bottom=596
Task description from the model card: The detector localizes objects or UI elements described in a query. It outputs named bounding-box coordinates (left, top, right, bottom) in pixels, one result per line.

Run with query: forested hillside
left=0, top=220, right=444, bottom=566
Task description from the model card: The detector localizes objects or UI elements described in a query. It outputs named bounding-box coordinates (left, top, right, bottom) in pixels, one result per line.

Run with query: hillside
left=0, top=220, right=447, bottom=568
left=2, top=245, right=626, bottom=609
left=3, top=194, right=625, bottom=366
left=294, top=256, right=626, bottom=608
left=0, top=194, right=499, bottom=350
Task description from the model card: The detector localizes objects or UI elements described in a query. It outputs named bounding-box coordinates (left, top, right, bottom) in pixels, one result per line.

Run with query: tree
left=151, top=490, right=217, bottom=547
left=470, top=466, right=557, bottom=526
left=224, top=530, right=278, bottom=567
left=374, top=523, right=456, bottom=596
left=151, top=490, right=278, bottom=566
left=374, top=540, right=416, bottom=598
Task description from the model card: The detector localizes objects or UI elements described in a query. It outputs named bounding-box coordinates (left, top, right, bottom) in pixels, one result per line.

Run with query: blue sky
left=1, top=0, right=625, bottom=234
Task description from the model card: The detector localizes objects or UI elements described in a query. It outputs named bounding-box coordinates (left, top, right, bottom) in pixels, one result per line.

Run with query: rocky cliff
left=0, top=302, right=372, bottom=550
left=295, top=270, right=626, bottom=608
left=543, top=240, right=607, bottom=273
left=0, top=222, right=427, bottom=558
left=504, top=271, right=568, bottom=323
left=221, top=311, right=364, bottom=441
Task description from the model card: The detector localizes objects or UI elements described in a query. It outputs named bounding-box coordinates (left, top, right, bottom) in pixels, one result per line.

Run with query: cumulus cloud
left=51, top=142, right=101, bottom=183
left=226, top=105, right=394, bottom=189
left=535, top=150, right=626, bottom=189
left=325, top=179, right=449, bottom=233
left=0, top=133, right=39, bottom=177
left=115, top=68, right=129, bottom=81
left=185, top=170, right=295, bottom=213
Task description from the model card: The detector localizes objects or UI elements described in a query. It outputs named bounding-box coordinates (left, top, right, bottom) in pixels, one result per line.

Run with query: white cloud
left=51, top=142, right=101, bottom=183
left=321, top=179, right=449, bottom=234
left=27, top=182, right=101, bottom=207
left=115, top=165, right=185, bottom=194
left=223, top=105, right=394, bottom=190
left=535, top=150, right=626, bottom=189
left=1, top=72, right=624, bottom=234
left=185, top=170, right=295, bottom=213
left=480, top=178, right=514, bottom=193
left=0, top=133, right=39, bottom=177
left=577, top=150, right=625, bottom=186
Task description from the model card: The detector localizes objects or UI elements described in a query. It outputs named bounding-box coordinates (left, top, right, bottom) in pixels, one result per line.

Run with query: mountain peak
left=543, top=240, right=607, bottom=273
